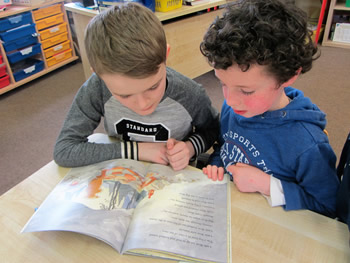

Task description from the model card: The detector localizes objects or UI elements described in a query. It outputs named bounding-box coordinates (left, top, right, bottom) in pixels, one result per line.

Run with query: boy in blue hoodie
left=200, top=0, right=339, bottom=218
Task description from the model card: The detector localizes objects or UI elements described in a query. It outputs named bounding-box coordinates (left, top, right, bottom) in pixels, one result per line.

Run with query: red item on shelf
left=0, top=64, right=7, bottom=77
left=0, top=74, right=10, bottom=89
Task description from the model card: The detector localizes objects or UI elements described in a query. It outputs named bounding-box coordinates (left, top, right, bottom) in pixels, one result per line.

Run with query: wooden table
left=65, top=1, right=229, bottom=81
left=1, top=158, right=349, bottom=262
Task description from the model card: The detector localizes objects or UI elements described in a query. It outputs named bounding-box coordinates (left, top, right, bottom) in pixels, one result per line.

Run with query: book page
left=122, top=164, right=229, bottom=263
left=21, top=159, right=152, bottom=253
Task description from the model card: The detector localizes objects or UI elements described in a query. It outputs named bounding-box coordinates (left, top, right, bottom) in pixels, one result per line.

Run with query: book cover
left=22, top=159, right=231, bottom=263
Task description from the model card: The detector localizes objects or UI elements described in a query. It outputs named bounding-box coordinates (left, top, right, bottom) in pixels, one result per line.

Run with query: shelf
left=334, top=3, right=350, bottom=10
left=0, top=0, right=63, bottom=18
left=322, top=39, right=350, bottom=48
left=0, top=1, right=79, bottom=95
left=322, top=0, right=350, bottom=49
left=65, top=0, right=229, bottom=22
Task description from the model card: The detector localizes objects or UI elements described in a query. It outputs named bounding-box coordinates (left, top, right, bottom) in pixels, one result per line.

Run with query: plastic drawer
left=0, top=12, right=33, bottom=32
left=43, top=40, right=70, bottom=58
left=2, top=35, right=38, bottom=53
left=0, top=23, right=36, bottom=42
left=0, top=64, right=7, bottom=77
left=0, top=74, right=10, bottom=89
left=36, top=13, right=64, bottom=31
left=39, top=22, right=67, bottom=41
left=33, top=4, right=62, bottom=21
left=46, top=48, right=72, bottom=67
left=7, top=43, right=42, bottom=64
left=12, top=58, right=44, bottom=82
left=41, top=32, right=68, bottom=49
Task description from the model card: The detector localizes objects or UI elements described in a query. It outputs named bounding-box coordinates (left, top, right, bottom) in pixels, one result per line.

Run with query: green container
left=346, top=0, right=350, bottom=8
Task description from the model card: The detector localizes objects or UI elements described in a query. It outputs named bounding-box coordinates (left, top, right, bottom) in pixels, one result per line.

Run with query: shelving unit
left=0, top=0, right=78, bottom=95
left=322, top=0, right=350, bottom=48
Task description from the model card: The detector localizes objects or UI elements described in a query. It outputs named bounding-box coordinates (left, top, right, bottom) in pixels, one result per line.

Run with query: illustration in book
left=22, top=159, right=231, bottom=263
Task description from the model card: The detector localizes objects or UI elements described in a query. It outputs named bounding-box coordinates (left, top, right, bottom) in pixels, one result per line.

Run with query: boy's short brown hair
left=85, top=3, right=167, bottom=77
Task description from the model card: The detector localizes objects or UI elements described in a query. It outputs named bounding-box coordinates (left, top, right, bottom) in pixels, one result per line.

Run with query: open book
left=22, top=159, right=231, bottom=263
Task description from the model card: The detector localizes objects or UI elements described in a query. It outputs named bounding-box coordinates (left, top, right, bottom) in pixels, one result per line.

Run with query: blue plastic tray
left=0, top=23, right=36, bottom=42
left=7, top=43, right=42, bottom=64
left=3, top=35, right=38, bottom=53
left=12, top=58, right=44, bottom=82
left=0, top=12, right=33, bottom=32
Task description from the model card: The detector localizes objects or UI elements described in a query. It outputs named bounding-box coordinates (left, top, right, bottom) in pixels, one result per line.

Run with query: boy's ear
left=281, top=67, right=302, bottom=88
left=166, top=44, right=171, bottom=59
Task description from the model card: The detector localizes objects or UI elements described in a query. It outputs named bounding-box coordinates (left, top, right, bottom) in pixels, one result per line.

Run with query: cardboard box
left=11, top=0, right=54, bottom=6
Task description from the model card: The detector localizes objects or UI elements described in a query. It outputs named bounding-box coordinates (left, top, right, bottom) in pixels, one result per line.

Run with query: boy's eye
left=148, top=85, right=158, bottom=91
left=118, top=94, right=131, bottom=99
left=241, top=90, right=255, bottom=96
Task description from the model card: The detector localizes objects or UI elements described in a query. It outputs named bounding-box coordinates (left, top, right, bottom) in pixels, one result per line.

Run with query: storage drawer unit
left=35, top=3, right=75, bottom=69
left=0, top=1, right=78, bottom=94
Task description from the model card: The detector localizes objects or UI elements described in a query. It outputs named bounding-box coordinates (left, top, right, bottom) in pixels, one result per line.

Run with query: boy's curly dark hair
left=200, top=0, right=319, bottom=84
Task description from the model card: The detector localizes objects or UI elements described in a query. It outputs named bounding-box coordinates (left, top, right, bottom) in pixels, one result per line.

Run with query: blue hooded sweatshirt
left=210, top=87, right=339, bottom=218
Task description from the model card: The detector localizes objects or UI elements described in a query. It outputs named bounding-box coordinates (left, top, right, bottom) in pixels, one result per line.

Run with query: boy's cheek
left=245, top=97, right=271, bottom=114
left=222, top=86, right=228, bottom=99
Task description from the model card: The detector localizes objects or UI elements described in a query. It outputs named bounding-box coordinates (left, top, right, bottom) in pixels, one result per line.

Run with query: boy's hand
left=138, top=142, right=168, bottom=165
left=166, top=138, right=195, bottom=171
left=203, top=165, right=225, bottom=181
left=227, top=163, right=270, bottom=196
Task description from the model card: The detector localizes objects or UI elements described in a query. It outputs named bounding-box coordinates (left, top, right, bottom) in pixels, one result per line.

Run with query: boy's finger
left=205, top=165, right=212, bottom=179
left=167, top=138, right=175, bottom=150
left=202, top=167, right=208, bottom=175
left=218, top=168, right=224, bottom=181
left=211, top=166, right=218, bottom=181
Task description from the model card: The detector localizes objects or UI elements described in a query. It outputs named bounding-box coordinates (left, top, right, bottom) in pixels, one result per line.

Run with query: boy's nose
left=135, top=94, right=149, bottom=109
left=225, top=90, right=240, bottom=108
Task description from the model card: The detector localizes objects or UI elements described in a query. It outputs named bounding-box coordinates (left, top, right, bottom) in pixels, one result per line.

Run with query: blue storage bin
left=0, top=12, right=33, bottom=32
left=12, top=58, right=44, bottom=82
left=7, top=43, right=42, bottom=64
left=143, top=0, right=155, bottom=12
left=3, top=35, right=38, bottom=53
left=0, top=23, right=36, bottom=42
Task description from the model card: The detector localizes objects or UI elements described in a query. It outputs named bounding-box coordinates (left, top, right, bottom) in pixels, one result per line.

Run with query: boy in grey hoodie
left=54, top=3, right=219, bottom=171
